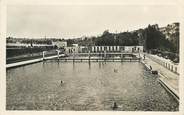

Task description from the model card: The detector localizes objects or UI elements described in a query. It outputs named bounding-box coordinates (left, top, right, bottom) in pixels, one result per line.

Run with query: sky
left=7, top=5, right=180, bottom=39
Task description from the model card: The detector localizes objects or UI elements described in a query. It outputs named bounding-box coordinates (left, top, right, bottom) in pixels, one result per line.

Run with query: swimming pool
left=6, top=61, right=178, bottom=111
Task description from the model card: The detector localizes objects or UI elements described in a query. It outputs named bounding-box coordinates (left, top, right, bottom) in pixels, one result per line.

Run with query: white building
left=124, top=46, right=143, bottom=53
left=6, top=42, right=53, bottom=48
left=65, top=44, right=79, bottom=54
left=65, top=47, right=79, bottom=54
left=52, top=41, right=67, bottom=48
left=64, top=45, right=143, bottom=54
left=90, top=46, right=143, bottom=53
left=72, top=44, right=78, bottom=47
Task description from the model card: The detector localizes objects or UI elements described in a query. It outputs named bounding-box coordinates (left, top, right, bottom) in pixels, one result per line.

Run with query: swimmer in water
left=114, top=69, right=118, bottom=73
left=60, top=80, right=64, bottom=85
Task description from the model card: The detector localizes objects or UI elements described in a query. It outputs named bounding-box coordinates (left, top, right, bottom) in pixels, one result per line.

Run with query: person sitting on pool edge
left=112, top=102, right=118, bottom=110
left=150, top=65, right=152, bottom=70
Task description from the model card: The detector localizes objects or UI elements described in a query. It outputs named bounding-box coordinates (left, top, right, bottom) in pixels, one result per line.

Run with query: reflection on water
left=6, top=61, right=178, bottom=111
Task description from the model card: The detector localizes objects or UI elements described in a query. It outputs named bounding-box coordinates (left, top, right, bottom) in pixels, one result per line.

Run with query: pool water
left=6, top=61, right=179, bottom=111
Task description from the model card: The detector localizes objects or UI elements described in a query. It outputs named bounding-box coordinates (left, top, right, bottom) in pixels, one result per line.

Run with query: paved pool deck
left=143, top=53, right=179, bottom=101
left=6, top=54, right=64, bottom=69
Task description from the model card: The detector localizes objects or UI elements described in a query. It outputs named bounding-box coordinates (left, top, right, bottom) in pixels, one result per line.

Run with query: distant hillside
left=7, top=23, right=179, bottom=54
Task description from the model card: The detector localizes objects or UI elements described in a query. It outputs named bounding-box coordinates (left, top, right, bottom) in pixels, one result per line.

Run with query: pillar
left=42, top=51, right=46, bottom=60
left=88, top=50, right=91, bottom=64
left=56, top=50, right=60, bottom=60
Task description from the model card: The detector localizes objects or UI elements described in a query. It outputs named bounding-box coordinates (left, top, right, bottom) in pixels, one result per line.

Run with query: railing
left=44, top=51, right=141, bottom=62
left=65, top=52, right=140, bottom=57
left=147, top=54, right=179, bottom=75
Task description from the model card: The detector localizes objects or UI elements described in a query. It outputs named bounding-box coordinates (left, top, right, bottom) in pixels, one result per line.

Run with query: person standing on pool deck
left=150, top=65, right=152, bottom=70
